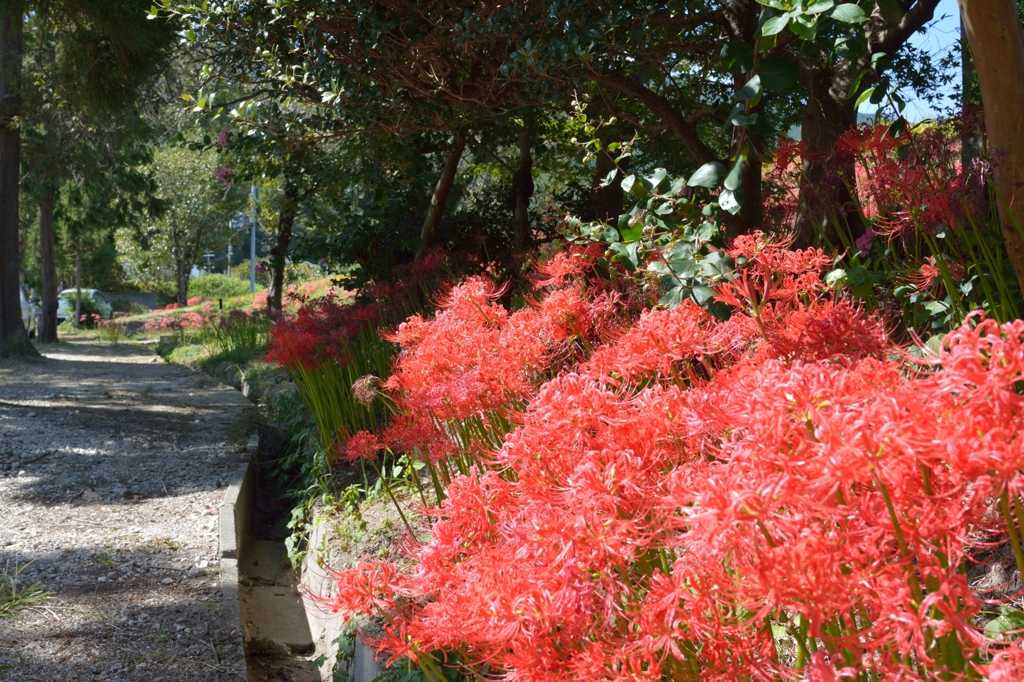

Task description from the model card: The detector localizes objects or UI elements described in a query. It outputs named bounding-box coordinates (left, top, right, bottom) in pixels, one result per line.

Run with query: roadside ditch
left=206, top=360, right=397, bottom=682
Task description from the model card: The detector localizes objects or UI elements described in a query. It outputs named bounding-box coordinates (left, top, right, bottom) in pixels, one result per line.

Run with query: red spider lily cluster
left=142, top=312, right=206, bottom=333
left=265, top=252, right=457, bottom=371
left=763, top=113, right=987, bottom=249
left=836, top=122, right=986, bottom=240
left=315, top=237, right=1024, bottom=681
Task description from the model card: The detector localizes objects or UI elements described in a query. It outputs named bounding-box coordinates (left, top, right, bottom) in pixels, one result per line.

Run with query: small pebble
left=160, top=577, right=174, bottom=585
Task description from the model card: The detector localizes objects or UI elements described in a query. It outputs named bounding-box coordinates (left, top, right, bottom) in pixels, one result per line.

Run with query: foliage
left=94, top=319, right=127, bottom=343
left=0, top=561, right=49, bottom=619
left=198, top=309, right=271, bottom=359
left=115, top=147, right=242, bottom=303
left=188, top=273, right=252, bottom=301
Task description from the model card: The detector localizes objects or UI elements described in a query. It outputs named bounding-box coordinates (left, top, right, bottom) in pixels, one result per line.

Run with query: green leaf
left=887, top=117, right=908, bottom=138
left=876, top=0, right=903, bottom=24
left=831, top=3, right=868, bottom=23
left=756, top=57, right=801, bottom=91
left=847, top=265, right=870, bottom=287
left=620, top=223, right=643, bottom=242
left=620, top=174, right=636, bottom=193
left=869, top=81, right=888, bottom=104
left=761, top=14, right=790, bottom=37
left=667, top=176, right=686, bottom=196
left=855, top=87, right=876, bottom=110
left=720, top=42, right=754, bottom=72
left=618, top=212, right=631, bottom=233
left=789, top=13, right=817, bottom=40
left=719, top=188, right=743, bottom=214
left=659, top=284, right=689, bottom=309
left=747, top=114, right=779, bottom=137
left=699, top=251, right=735, bottom=279
left=691, top=285, right=716, bottom=305
left=985, top=607, right=1024, bottom=641
left=668, top=242, right=695, bottom=262
left=646, top=168, right=668, bottom=190
left=601, top=226, right=620, bottom=243
left=806, top=0, right=835, bottom=13
left=724, top=159, right=744, bottom=191
left=824, top=268, right=847, bottom=287
left=836, top=35, right=869, bottom=61
left=655, top=201, right=675, bottom=215
left=893, top=284, right=917, bottom=297
left=733, top=75, right=762, bottom=102
left=609, top=242, right=640, bottom=271
left=696, top=221, right=718, bottom=241
left=688, top=162, right=728, bottom=188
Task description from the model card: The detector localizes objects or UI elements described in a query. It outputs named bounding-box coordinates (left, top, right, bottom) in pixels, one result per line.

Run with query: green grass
left=0, top=562, right=49, bottom=618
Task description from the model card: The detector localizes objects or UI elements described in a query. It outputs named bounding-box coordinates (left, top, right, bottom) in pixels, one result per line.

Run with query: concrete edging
left=302, top=512, right=382, bottom=682
left=218, top=432, right=259, bottom=682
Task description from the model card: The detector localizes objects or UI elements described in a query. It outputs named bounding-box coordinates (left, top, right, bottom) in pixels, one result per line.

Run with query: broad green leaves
left=757, top=1, right=870, bottom=42
left=756, top=57, right=801, bottom=91
left=688, top=162, right=728, bottom=189
left=567, top=167, right=740, bottom=316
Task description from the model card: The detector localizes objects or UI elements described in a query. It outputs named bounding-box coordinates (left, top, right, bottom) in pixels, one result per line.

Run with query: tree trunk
left=0, top=1, right=33, bottom=358
left=793, top=66, right=860, bottom=249
left=416, top=129, right=466, bottom=262
left=512, top=122, right=534, bottom=251
left=959, top=0, right=1024, bottom=293
left=266, top=181, right=299, bottom=314
left=74, top=244, right=82, bottom=328
left=38, top=190, right=58, bottom=342
left=176, top=263, right=189, bottom=308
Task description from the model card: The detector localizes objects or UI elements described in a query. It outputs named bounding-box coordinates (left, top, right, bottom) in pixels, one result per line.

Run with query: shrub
left=188, top=273, right=252, bottom=301
left=143, top=312, right=206, bottom=343
left=110, top=299, right=150, bottom=315
left=96, top=319, right=127, bottom=344
left=200, top=309, right=271, bottom=360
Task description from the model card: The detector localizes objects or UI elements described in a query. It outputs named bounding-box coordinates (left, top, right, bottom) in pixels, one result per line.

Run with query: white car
left=19, top=287, right=35, bottom=337
left=57, top=289, right=113, bottom=323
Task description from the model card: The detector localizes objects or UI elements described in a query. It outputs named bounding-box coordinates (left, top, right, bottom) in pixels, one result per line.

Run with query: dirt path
left=0, top=340, right=257, bottom=681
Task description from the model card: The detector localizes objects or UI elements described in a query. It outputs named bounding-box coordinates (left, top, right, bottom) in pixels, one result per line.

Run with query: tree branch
left=592, top=71, right=720, bottom=165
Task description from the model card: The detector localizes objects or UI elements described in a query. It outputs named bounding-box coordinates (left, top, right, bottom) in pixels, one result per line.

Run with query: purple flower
left=855, top=228, right=877, bottom=258
left=216, top=126, right=230, bottom=148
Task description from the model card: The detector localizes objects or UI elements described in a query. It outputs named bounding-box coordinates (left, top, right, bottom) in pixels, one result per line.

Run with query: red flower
left=341, top=430, right=384, bottom=464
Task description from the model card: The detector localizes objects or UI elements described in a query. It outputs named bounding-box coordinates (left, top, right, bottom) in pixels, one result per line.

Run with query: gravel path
left=0, top=340, right=256, bottom=681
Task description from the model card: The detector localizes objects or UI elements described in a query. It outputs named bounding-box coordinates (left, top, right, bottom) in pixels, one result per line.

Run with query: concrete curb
left=302, top=513, right=382, bottom=682
left=218, top=432, right=259, bottom=682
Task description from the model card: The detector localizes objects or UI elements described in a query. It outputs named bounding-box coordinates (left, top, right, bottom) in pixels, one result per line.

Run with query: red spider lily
left=314, top=240, right=1024, bottom=680
left=341, top=430, right=385, bottom=465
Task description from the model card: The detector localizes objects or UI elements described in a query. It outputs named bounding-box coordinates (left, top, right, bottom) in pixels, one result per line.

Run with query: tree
left=958, top=0, right=1024, bottom=292
left=169, top=0, right=951, bottom=252
left=118, top=147, right=238, bottom=305
left=0, top=1, right=33, bottom=358
left=0, top=0, right=172, bottom=350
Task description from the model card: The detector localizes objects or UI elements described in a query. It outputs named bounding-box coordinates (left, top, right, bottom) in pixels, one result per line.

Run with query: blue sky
left=891, top=0, right=961, bottom=120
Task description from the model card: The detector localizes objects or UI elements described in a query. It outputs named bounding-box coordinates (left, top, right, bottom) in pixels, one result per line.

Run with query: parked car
left=57, top=289, right=113, bottom=323
left=19, top=286, right=35, bottom=337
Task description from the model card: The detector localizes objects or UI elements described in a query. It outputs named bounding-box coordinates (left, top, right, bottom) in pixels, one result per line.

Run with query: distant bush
left=110, top=299, right=149, bottom=315
left=188, top=274, right=252, bottom=301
